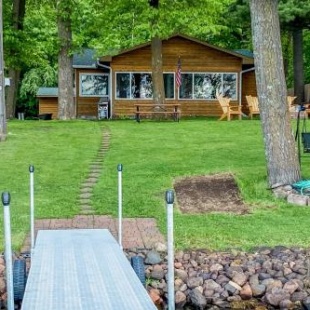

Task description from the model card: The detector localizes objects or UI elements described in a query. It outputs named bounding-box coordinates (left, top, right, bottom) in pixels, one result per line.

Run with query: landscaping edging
left=127, top=244, right=310, bottom=309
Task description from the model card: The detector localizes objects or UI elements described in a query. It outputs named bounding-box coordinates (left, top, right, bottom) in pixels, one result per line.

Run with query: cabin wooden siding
left=38, top=98, right=58, bottom=119
left=111, top=36, right=243, bottom=117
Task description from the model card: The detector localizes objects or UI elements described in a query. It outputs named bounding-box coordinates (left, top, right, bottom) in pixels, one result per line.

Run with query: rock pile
left=0, top=257, right=5, bottom=308
left=127, top=244, right=310, bottom=309
left=2, top=246, right=310, bottom=309
left=273, top=185, right=310, bottom=206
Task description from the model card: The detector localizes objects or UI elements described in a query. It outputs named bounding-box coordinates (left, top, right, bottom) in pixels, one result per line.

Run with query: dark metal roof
left=234, top=49, right=254, bottom=58
left=73, top=48, right=97, bottom=68
left=37, top=87, right=58, bottom=97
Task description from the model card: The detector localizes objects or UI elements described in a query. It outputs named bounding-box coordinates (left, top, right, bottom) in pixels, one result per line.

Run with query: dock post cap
left=117, top=164, right=123, bottom=171
left=1, top=192, right=10, bottom=206
left=29, top=165, right=35, bottom=172
left=165, top=190, right=174, bottom=204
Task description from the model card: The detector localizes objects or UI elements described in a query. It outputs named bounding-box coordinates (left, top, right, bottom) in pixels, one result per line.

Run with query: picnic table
left=134, top=103, right=180, bottom=122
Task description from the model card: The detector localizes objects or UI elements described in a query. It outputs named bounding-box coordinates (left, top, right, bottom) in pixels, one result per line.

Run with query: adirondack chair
left=217, top=95, right=242, bottom=121
left=287, top=96, right=297, bottom=110
left=245, top=95, right=260, bottom=119
left=287, top=96, right=297, bottom=114
left=287, top=96, right=309, bottom=118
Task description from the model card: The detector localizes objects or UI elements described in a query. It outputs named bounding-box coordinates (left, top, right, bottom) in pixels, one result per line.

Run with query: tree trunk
left=282, top=31, right=291, bottom=83
left=5, top=0, right=26, bottom=119
left=151, top=36, right=165, bottom=106
left=57, top=7, right=75, bottom=120
left=6, top=69, right=20, bottom=118
left=293, top=28, right=304, bottom=105
left=249, top=0, right=300, bottom=187
left=0, top=0, right=7, bottom=140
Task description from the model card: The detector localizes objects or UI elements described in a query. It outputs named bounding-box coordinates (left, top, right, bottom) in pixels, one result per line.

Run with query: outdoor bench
left=134, top=103, right=180, bottom=122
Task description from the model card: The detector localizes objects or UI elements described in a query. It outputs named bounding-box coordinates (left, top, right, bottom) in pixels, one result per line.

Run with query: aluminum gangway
left=21, top=229, right=157, bottom=310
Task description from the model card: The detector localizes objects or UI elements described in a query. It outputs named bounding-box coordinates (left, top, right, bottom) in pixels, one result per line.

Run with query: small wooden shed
left=37, top=34, right=256, bottom=119
left=37, top=87, right=59, bottom=119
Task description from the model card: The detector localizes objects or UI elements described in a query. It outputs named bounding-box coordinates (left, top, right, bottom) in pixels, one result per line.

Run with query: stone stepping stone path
left=79, top=130, right=110, bottom=215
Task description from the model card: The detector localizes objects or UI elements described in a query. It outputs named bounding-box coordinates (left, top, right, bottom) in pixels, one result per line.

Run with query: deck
left=21, top=229, right=156, bottom=310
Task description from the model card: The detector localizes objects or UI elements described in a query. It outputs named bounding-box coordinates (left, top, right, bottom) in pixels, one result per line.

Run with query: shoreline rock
left=2, top=245, right=310, bottom=309
left=127, top=245, right=310, bottom=309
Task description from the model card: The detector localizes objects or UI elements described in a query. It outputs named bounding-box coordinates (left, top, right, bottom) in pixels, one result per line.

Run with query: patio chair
left=287, top=96, right=297, bottom=115
left=245, top=95, right=260, bottom=119
left=217, top=95, right=242, bottom=121
left=287, top=96, right=309, bottom=119
left=287, top=96, right=297, bottom=110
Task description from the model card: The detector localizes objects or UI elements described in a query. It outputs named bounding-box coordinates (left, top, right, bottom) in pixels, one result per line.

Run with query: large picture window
left=179, top=73, right=237, bottom=100
left=80, top=73, right=109, bottom=97
left=116, top=72, right=175, bottom=99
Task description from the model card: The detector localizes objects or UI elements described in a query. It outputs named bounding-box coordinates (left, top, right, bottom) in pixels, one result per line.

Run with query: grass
left=1, top=118, right=310, bottom=251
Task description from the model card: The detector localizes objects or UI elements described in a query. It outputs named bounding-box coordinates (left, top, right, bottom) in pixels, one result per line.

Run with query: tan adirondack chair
left=245, top=95, right=260, bottom=119
left=217, top=95, right=242, bottom=121
left=287, top=96, right=297, bottom=112
left=287, top=96, right=301, bottom=118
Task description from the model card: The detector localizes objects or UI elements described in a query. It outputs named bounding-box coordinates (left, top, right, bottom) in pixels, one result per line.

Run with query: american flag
left=176, top=58, right=182, bottom=88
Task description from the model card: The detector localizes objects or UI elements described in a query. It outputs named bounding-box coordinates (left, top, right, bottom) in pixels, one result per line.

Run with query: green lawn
left=1, top=118, right=310, bottom=251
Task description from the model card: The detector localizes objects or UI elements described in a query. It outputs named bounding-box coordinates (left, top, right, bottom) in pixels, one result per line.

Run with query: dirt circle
left=174, top=173, right=249, bottom=215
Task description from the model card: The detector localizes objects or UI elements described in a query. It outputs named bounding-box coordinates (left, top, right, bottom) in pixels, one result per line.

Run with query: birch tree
left=249, top=0, right=300, bottom=187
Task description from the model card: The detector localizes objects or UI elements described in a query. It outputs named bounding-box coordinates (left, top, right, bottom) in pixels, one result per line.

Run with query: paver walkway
left=79, top=129, right=111, bottom=215
left=21, top=215, right=165, bottom=253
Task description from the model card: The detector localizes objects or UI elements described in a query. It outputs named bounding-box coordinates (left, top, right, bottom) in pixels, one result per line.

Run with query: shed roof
left=37, top=87, right=58, bottom=97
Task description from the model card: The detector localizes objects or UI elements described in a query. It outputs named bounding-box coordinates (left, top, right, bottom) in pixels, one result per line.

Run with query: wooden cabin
left=37, top=34, right=256, bottom=119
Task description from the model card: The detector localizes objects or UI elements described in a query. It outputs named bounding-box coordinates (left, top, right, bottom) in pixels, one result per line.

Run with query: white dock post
left=2, top=192, right=14, bottom=310
left=117, top=164, right=123, bottom=250
left=166, top=190, right=175, bottom=310
left=29, top=165, right=35, bottom=256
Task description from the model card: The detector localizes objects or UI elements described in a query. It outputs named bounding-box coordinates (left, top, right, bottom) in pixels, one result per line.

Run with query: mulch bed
left=174, top=173, right=249, bottom=215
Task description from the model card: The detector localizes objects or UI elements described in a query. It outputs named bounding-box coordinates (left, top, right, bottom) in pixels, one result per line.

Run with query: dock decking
left=21, top=229, right=156, bottom=310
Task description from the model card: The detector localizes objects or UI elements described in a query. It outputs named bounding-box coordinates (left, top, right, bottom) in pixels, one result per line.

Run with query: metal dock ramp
left=21, top=229, right=157, bottom=310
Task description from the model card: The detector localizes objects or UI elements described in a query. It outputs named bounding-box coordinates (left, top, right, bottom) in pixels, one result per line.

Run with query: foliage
left=222, top=0, right=310, bottom=85
left=19, top=66, right=57, bottom=117
left=87, top=0, right=233, bottom=55
left=208, top=0, right=252, bottom=49
left=278, top=0, right=310, bottom=28
left=19, top=67, right=57, bottom=99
